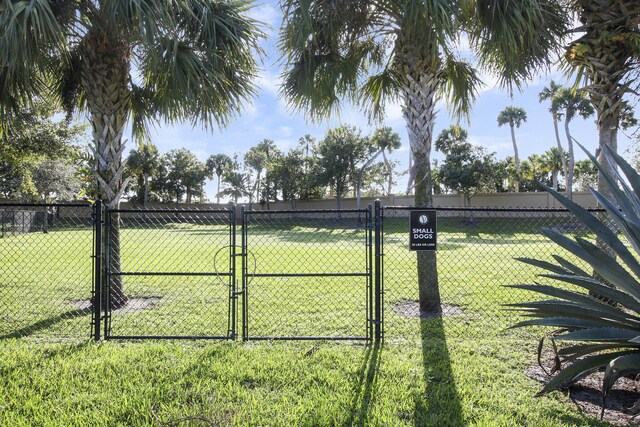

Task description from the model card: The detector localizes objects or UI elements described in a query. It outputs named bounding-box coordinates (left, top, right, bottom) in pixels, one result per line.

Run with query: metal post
left=93, top=200, right=103, bottom=341
left=374, top=199, right=382, bottom=343
left=367, top=203, right=373, bottom=341
left=241, top=206, right=248, bottom=341
left=230, top=204, right=237, bottom=339
left=103, top=204, right=110, bottom=339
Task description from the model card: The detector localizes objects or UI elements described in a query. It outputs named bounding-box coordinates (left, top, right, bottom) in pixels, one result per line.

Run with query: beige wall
left=3, top=191, right=599, bottom=219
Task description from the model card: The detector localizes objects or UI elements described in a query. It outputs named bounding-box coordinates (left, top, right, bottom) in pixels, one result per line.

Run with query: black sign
left=409, top=210, right=437, bottom=251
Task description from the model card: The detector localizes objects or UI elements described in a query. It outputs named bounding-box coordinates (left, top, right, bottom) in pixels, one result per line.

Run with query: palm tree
left=127, top=143, right=160, bottom=208
left=244, top=146, right=267, bottom=205
left=497, top=107, right=527, bottom=192
left=356, top=127, right=401, bottom=209
left=0, top=2, right=262, bottom=308
left=538, top=81, right=568, bottom=187
left=206, top=154, right=232, bottom=204
left=540, top=147, right=565, bottom=191
left=278, top=1, right=567, bottom=313
left=552, top=88, right=594, bottom=200
left=566, top=1, right=640, bottom=200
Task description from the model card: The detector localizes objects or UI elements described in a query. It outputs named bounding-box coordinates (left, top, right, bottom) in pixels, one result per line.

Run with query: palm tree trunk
left=382, top=150, right=394, bottom=196
left=143, top=174, right=149, bottom=209
left=400, top=66, right=440, bottom=314
left=82, top=30, right=131, bottom=309
left=510, top=124, right=521, bottom=192
left=564, top=118, right=575, bottom=201
left=553, top=117, right=569, bottom=192
left=216, top=174, right=221, bottom=204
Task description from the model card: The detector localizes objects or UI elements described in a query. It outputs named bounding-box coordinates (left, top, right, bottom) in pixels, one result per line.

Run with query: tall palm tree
left=356, top=127, right=401, bottom=209
left=278, top=0, right=567, bottom=313
left=127, top=142, right=160, bottom=208
left=497, top=107, right=528, bottom=192
left=0, top=1, right=262, bottom=308
left=566, top=1, right=640, bottom=200
left=538, top=80, right=568, bottom=187
left=552, top=88, right=595, bottom=200
left=206, top=154, right=232, bottom=204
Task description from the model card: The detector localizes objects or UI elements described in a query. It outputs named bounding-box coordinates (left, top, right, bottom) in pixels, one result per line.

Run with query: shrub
left=507, top=144, right=640, bottom=416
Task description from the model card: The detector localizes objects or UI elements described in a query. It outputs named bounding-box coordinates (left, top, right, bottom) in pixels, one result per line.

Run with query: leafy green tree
left=357, top=127, right=401, bottom=209
left=270, top=149, right=306, bottom=205
left=0, top=0, right=262, bottom=308
left=0, top=101, right=85, bottom=200
left=32, top=160, right=81, bottom=203
left=161, top=149, right=207, bottom=204
left=435, top=126, right=496, bottom=207
left=206, top=154, right=232, bottom=204
left=497, top=106, right=527, bottom=192
left=552, top=88, right=594, bottom=200
left=317, top=126, right=370, bottom=209
left=539, top=81, right=568, bottom=185
left=126, top=143, right=160, bottom=208
left=278, top=0, right=567, bottom=313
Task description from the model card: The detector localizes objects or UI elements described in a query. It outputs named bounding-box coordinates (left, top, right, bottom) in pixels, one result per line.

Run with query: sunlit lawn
left=0, top=214, right=607, bottom=426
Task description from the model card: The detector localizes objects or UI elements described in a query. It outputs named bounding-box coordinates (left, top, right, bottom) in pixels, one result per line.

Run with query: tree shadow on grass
left=414, top=316, right=465, bottom=427
left=344, top=343, right=381, bottom=427
left=0, top=307, right=91, bottom=340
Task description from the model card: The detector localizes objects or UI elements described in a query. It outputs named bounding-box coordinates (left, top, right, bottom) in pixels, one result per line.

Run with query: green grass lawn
left=0, top=212, right=610, bottom=426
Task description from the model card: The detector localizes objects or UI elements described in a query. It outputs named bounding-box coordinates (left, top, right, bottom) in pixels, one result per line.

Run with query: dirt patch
left=393, top=300, right=464, bottom=318
left=70, top=297, right=161, bottom=312
left=527, top=356, right=640, bottom=426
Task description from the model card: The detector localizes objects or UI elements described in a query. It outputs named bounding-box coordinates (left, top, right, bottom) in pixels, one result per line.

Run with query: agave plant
left=507, top=143, right=640, bottom=417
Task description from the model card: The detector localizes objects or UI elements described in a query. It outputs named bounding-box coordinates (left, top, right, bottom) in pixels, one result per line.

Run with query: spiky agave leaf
left=509, top=145, right=640, bottom=414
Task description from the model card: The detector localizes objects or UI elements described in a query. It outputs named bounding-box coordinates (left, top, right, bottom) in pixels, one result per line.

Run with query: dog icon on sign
left=418, top=214, right=429, bottom=225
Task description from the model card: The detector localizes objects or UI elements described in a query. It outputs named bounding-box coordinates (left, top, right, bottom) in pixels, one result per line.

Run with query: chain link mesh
left=1, top=202, right=611, bottom=342
left=0, top=203, right=94, bottom=340
left=105, top=208, right=235, bottom=338
left=383, top=207, right=609, bottom=340
left=243, top=209, right=372, bottom=340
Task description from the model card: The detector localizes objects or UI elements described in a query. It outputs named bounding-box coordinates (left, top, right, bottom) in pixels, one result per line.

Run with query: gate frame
left=100, top=205, right=237, bottom=340
left=93, top=202, right=384, bottom=343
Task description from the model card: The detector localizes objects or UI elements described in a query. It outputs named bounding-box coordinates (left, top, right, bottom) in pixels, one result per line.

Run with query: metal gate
left=240, top=204, right=382, bottom=341
left=99, top=205, right=237, bottom=339
left=94, top=203, right=382, bottom=342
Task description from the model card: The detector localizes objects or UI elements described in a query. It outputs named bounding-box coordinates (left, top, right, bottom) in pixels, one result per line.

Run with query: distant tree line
left=125, top=125, right=403, bottom=207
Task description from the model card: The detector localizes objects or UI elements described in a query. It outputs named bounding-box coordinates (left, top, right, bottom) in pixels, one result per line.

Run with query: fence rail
left=0, top=202, right=607, bottom=342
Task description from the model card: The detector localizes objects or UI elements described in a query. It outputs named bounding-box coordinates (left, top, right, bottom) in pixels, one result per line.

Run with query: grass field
left=0, top=209, right=610, bottom=426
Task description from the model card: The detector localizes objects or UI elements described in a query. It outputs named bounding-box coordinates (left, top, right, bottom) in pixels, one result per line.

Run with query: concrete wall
left=1, top=191, right=599, bottom=219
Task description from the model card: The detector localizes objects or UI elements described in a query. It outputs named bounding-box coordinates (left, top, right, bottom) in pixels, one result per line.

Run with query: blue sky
left=143, top=2, right=637, bottom=201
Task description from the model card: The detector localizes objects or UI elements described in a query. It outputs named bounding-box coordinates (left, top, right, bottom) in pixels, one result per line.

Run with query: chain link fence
left=241, top=209, right=374, bottom=340
left=1, top=202, right=609, bottom=342
left=0, top=203, right=94, bottom=340
left=104, top=208, right=236, bottom=339
left=382, top=207, right=607, bottom=340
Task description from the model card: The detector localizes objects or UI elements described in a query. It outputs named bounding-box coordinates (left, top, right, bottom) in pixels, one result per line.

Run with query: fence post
left=93, top=200, right=103, bottom=341
left=241, top=205, right=248, bottom=341
left=230, top=204, right=237, bottom=340
left=374, top=199, right=382, bottom=343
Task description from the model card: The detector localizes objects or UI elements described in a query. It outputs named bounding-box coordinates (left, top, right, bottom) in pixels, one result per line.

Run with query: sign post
left=409, top=210, right=437, bottom=251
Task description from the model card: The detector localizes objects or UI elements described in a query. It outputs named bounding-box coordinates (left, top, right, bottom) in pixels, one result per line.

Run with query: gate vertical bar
left=241, top=206, right=248, bottom=341
left=93, top=200, right=103, bottom=341
left=374, top=200, right=382, bottom=343
left=103, top=205, right=111, bottom=339
left=367, top=203, right=374, bottom=341
left=230, top=205, right=237, bottom=339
